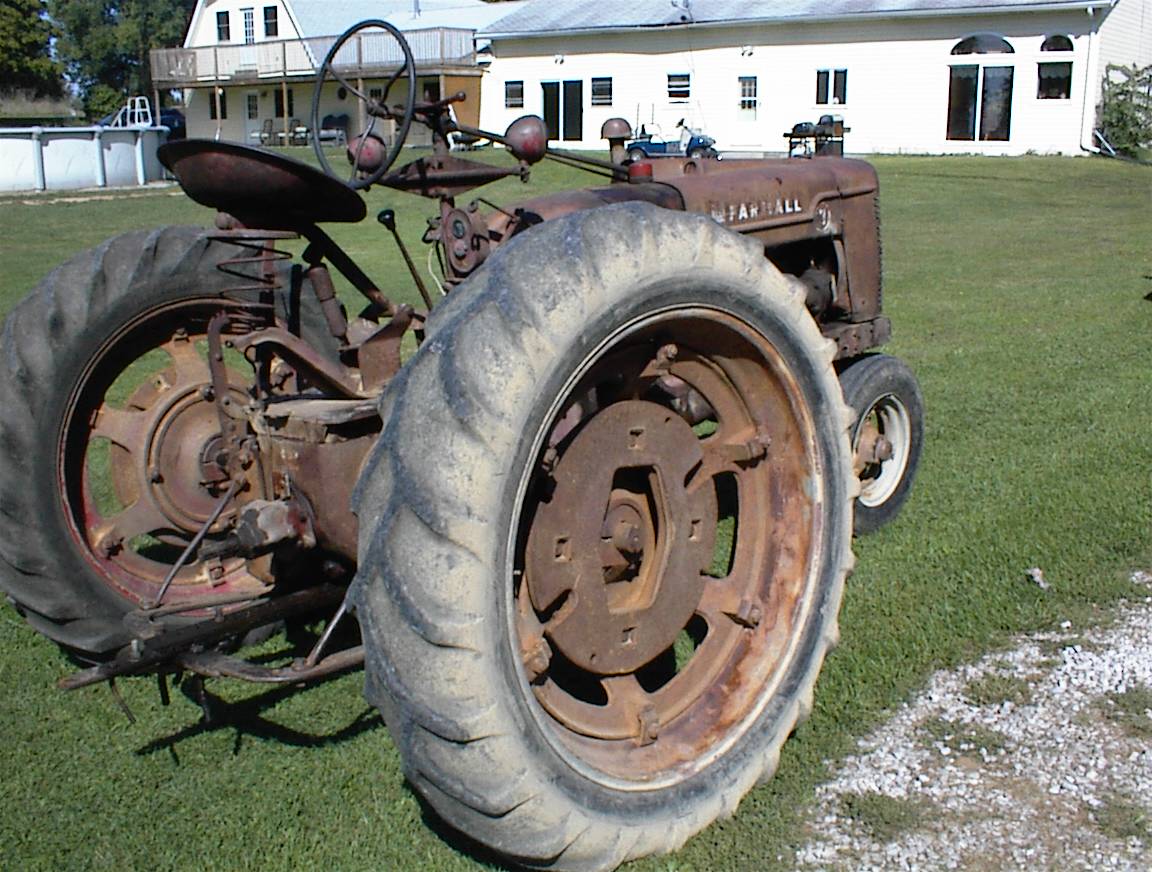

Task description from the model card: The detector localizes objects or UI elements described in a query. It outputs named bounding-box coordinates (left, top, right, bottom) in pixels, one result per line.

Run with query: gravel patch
left=797, top=573, right=1152, bottom=870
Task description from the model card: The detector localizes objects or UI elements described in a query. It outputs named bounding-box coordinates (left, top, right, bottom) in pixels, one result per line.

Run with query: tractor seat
left=158, top=139, right=366, bottom=228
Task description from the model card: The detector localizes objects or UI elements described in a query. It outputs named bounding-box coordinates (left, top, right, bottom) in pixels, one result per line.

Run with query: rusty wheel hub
left=526, top=400, right=716, bottom=676
left=514, top=309, right=825, bottom=781
left=67, top=301, right=270, bottom=606
left=113, top=373, right=250, bottom=536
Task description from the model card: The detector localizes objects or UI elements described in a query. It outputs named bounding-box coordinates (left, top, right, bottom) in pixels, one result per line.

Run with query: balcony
left=151, top=28, right=477, bottom=87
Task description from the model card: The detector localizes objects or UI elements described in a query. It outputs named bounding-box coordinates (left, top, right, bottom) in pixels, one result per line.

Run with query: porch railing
left=151, top=28, right=476, bottom=87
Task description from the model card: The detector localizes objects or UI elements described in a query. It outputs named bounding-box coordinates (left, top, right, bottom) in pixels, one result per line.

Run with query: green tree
left=0, top=0, right=63, bottom=97
left=49, top=0, right=195, bottom=118
left=1099, top=63, right=1152, bottom=157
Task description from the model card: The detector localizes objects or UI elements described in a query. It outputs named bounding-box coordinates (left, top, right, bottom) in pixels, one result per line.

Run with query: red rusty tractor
left=0, top=21, right=922, bottom=871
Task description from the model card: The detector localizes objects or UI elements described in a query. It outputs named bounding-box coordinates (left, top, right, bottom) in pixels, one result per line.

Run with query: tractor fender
left=487, top=182, right=685, bottom=242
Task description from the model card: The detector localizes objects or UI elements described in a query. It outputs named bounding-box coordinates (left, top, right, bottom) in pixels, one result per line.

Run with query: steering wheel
left=311, top=20, right=417, bottom=189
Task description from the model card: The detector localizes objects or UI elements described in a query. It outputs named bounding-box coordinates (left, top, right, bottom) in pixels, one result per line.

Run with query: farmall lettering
left=708, top=194, right=804, bottom=226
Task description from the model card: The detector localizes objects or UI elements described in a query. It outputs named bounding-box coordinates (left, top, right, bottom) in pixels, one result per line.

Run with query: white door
left=244, top=92, right=261, bottom=142
left=240, top=8, right=257, bottom=69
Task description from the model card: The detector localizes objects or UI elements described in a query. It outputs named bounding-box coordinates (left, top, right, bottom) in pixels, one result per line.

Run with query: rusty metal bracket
left=59, top=585, right=348, bottom=691
left=359, top=304, right=413, bottom=393
left=179, top=646, right=364, bottom=685
left=233, top=326, right=364, bottom=398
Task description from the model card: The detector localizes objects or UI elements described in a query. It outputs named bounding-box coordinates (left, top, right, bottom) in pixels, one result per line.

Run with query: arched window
left=951, top=34, right=1015, bottom=55
left=1041, top=35, right=1073, bottom=52
left=1038, top=36, right=1074, bottom=99
left=947, top=35, right=1015, bottom=141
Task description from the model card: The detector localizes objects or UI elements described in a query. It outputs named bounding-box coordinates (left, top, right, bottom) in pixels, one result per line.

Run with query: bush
left=1099, top=63, right=1152, bottom=157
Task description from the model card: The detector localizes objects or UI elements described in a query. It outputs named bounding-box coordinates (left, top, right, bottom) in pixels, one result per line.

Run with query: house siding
left=1098, top=0, right=1152, bottom=69
left=479, top=8, right=1136, bottom=155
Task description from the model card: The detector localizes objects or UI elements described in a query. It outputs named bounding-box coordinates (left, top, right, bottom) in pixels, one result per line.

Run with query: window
left=1038, top=34, right=1072, bottom=99
left=1041, top=34, right=1073, bottom=52
left=948, top=64, right=1013, bottom=140
left=668, top=73, right=690, bottom=102
left=591, top=77, right=613, bottom=106
left=209, top=89, right=228, bottom=120
left=505, top=80, right=524, bottom=109
left=216, top=10, right=230, bottom=42
left=834, top=69, right=847, bottom=105
left=1037, top=62, right=1071, bottom=99
left=274, top=88, right=294, bottom=118
left=246, top=94, right=258, bottom=120
left=242, top=7, right=255, bottom=45
left=947, top=36, right=1014, bottom=141
left=951, top=34, right=1014, bottom=55
left=738, top=76, right=757, bottom=116
left=816, top=69, right=847, bottom=105
left=263, top=6, right=278, bottom=38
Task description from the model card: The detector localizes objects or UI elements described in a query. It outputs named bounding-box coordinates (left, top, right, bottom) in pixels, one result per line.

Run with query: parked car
left=626, top=119, right=717, bottom=160
left=158, top=108, right=186, bottom=140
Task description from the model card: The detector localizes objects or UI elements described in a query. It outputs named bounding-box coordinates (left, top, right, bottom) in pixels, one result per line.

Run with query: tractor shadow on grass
left=133, top=620, right=382, bottom=761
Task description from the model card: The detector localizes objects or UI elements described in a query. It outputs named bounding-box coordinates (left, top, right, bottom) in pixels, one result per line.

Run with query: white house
left=475, top=0, right=1152, bottom=155
left=153, top=0, right=524, bottom=144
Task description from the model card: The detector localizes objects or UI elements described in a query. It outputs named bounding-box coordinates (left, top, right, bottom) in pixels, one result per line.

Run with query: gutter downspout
left=1079, top=6, right=1100, bottom=153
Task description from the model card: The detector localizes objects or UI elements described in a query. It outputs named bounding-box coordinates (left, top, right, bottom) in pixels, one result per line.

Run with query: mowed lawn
left=0, top=152, right=1148, bottom=871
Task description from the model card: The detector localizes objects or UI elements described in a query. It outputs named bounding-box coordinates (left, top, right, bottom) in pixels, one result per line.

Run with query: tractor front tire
left=350, top=202, right=856, bottom=870
left=838, top=353, right=924, bottom=535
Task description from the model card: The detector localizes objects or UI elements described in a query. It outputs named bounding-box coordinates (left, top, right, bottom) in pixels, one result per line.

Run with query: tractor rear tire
left=349, top=202, right=856, bottom=870
left=0, top=226, right=331, bottom=656
left=838, top=353, right=924, bottom=535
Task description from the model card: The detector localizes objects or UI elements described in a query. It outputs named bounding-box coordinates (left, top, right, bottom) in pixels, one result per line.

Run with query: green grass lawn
left=0, top=152, right=1149, bottom=870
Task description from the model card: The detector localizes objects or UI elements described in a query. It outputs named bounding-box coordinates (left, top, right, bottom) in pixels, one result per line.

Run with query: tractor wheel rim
left=511, top=305, right=827, bottom=786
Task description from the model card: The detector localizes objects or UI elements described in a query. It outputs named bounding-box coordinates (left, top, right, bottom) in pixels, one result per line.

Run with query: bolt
left=208, top=563, right=225, bottom=582
left=649, top=343, right=679, bottom=374
left=612, top=520, right=642, bottom=555
left=199, top=385, right=215, bottom=401
left=731, top=598, right=762, bottom=629
left=637, top=705, right=660, bottom=746
left=541, top=446, right=558, bottom=473
left=873, top=435, right=894, bottom=462
left=522, top=638, right=551, bottom=680
left=148, top=466, right=163, bottom=484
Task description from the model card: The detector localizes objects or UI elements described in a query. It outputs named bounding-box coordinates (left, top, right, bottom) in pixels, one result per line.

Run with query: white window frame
left=242, top=7, right=255, bottom=45
left=505, top=80, right=524, bottom=109
left=738, top=75, right=758, bottom=117
left=816, top=68, right=848, bottom=106
left=591, top=77, right=613, bottom=107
